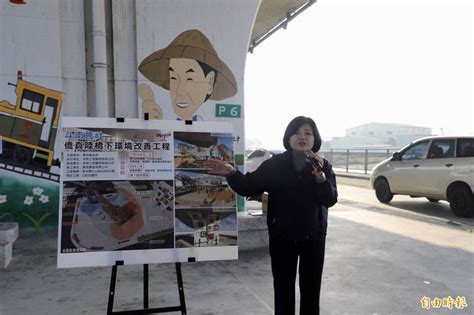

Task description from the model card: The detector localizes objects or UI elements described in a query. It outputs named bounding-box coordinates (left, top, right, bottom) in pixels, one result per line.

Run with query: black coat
left=226, top=151, right=338, bottom=240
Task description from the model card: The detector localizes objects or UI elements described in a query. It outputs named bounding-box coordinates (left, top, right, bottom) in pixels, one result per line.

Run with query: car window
left=457, top=138, right=474, bottom=158
left=427, top=139, right=455, bottom=159
left=248, top=150, right=265, bottom=158
left=401, top=141, right=428, bottom=160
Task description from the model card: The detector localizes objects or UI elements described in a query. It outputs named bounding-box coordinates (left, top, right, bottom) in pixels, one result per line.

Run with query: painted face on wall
left=289, top=123, right=315, bottom=152
left=169, top=58, right=215, bottom=120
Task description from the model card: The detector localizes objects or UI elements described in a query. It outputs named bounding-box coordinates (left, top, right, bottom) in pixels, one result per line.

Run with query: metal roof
left=249, top=0, right=316, bottom=53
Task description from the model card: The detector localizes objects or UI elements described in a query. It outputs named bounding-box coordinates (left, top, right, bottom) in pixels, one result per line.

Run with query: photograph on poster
left=175, top=207, right=237, bottom=248
left=174, top=132, right=234, bottom=169
left=60, top=180, right=174, bottom=252
left=175, top=170, right=235, bottom=209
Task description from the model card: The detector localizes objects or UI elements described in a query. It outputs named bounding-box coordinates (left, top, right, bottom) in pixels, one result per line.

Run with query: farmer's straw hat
left=139, top=29, right=237, bottom=100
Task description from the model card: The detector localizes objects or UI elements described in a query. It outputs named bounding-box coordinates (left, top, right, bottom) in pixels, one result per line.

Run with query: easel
left=105, top=116, right=194, bottom=314
left=107, top=261, right=187, bottom=314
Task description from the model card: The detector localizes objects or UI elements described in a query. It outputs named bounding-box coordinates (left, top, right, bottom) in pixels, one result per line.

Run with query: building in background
left=322, top=122, right=432, bottom=150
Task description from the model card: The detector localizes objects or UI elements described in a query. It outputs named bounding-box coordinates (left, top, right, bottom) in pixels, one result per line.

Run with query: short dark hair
left=283, top=116, right=322, bottom=152
left=197, top=60, right=218, bottom=102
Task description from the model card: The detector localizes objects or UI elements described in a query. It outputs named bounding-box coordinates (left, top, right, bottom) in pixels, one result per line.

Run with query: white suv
left=370, top=136, right=474, bottom=217
left=245, top=149, right=274, bottom=173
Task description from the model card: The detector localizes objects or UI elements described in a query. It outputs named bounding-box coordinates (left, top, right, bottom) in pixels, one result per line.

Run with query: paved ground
left=1, top=178, right=473, bottom=315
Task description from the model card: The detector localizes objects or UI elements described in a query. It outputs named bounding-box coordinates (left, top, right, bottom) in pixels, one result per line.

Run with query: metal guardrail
left=320, top=149, right=399, bottom=174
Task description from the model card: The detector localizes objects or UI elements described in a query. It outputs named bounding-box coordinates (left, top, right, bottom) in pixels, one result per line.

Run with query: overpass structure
left=250, top=0, right=315, bottom=52
left=1, top=0, right=317, bottom=230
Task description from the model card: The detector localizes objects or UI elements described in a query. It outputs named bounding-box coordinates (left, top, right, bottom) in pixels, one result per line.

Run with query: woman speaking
left=205, top=116, right=338, bottom=315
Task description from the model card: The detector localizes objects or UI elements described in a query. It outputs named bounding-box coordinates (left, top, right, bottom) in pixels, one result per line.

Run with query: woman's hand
left=204, top=158, right=235, bottom=175
left=306, top=151, right=324, bottom=177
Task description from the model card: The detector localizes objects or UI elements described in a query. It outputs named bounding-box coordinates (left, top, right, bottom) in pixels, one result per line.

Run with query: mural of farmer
left=138, top=29, right=237, bottom=121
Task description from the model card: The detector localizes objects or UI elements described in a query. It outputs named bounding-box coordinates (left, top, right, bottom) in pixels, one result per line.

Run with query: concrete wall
left=59, top=0, right=87, bottom=117
left=1, top=0, right=63, bottom=103
left=0, top=0, right=260, bottom=229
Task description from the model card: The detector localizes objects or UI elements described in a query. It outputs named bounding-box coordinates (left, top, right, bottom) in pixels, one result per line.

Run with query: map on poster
left=58, top=117, right=237, bottom=268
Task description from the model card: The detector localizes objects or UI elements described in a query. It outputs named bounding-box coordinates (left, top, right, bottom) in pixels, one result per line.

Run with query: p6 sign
left=215, top=104, right=241, bottom=118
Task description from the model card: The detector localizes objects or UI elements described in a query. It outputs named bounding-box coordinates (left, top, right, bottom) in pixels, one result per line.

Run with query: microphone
left=305, top=150, right=322, bottom=171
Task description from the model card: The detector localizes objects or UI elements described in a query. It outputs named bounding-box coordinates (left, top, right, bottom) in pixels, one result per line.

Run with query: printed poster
left=58, top=117, right=237, bottom=268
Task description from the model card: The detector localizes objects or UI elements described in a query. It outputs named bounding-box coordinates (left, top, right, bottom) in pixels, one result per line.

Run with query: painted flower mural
left=0, top=170, right=59, bottom=229
left=39, top=195, right=49, bottom=204
left=24, top=196, right=34, bottom=205
left=33, top=187, right=45, bottom=196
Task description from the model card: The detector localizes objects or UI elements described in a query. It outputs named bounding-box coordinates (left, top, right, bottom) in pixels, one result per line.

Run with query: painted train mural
left=0, top=72, right=62, bottom=229
left=0, top=71, right=62, bottom=174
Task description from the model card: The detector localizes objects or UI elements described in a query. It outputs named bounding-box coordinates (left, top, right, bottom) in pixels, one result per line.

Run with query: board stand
left=107, top=261, right=187, bottom=314
left=107, top=115, right=189, bottom=314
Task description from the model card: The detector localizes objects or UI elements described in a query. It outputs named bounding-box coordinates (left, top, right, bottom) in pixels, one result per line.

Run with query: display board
left=57, top=117, right=237, bottom=268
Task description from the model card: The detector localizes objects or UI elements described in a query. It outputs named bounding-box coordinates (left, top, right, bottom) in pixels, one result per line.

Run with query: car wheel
left=375, top=178, right=393, bottom=203
left=427, top=198, right=439, bottom=203
left=449, top=186, right=474, bottom=217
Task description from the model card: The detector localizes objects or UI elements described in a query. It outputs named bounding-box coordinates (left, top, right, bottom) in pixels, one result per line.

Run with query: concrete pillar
left=112, top=0, right=138, bottom=119
left=91, top=0, right=109, bottom=117
left=59, top=0, right=88, bottom=117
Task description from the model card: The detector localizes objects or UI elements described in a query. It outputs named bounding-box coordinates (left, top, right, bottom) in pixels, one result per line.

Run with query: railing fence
left=320, top=149, right=399, bottom=174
